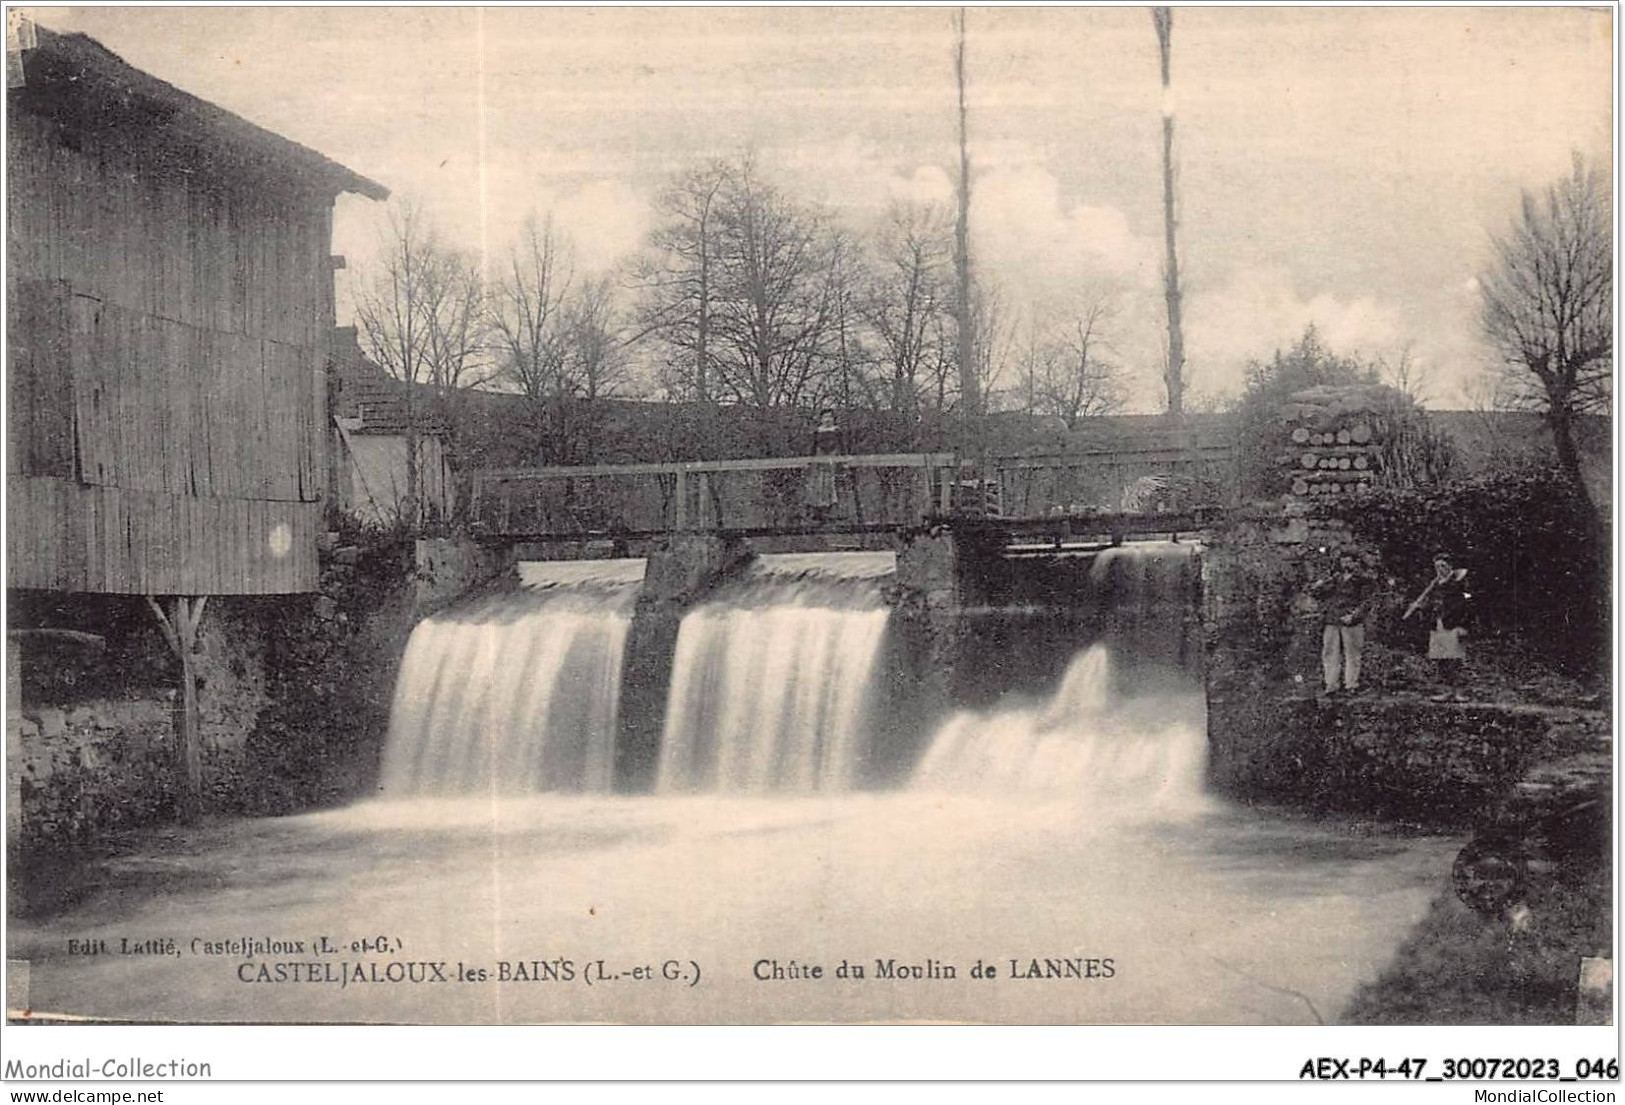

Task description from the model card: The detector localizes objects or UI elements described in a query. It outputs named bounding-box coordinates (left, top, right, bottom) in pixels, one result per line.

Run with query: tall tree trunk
left=953, top=8, right=981, bottom=428
left=697, top=219, right=711, bottom=407
left=1153, top=7, right=1186, bottom=418
left=404, top=424, right=421, bottom=531
left=1547, top=401, right=1607, bottom=682
left=147, top=596, right=207, bottom=824
left=1547, top=403, right=1596, bottom=517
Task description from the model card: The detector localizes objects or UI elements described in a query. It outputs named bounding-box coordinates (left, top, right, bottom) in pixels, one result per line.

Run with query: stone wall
left=10, top=697, right=177, bottom=850
left=195, top=600, right=273, bottom=806
left=7, top=535, right=417, bottom=868
left=234, top=538, right=417, bottom=812
left=1214, top=695, right=1553, bottom=826
left=615, top=535, right=753, bottom=791
left=7, top=596, right=272, bottom=855
left=412, top=537, right=519, bottom=616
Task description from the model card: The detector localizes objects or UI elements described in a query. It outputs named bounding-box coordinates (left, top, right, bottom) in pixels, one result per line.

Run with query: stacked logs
left=1278, top=384, right=1392, bottom=500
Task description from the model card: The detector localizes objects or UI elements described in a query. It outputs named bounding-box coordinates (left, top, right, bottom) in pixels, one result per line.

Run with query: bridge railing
left=460, top=443, right=1235, bottom=539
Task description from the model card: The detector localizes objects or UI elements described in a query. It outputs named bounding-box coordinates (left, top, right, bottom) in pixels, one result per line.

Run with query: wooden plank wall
left=7, top=114, right=329, bottom=349
left=7, top=108, right=334, bottom=593
left=8, top=476, right=318, bottom=594
left=56, top=291, right=318, bottom=500
left=5, top=278, right=74, bottom=478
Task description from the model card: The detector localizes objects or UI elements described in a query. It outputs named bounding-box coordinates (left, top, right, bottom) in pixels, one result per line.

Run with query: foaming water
left=16, top=549, right=1461, bottom=1025
left=913, top=645, right=1209, bottom=816
left=380, top=560, right=643, bottom=795
left=657, top=553, right=893, bottom=792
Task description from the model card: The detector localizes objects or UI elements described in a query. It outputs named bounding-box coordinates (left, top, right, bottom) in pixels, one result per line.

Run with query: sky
left=26, top=5, right=1615, bottom=411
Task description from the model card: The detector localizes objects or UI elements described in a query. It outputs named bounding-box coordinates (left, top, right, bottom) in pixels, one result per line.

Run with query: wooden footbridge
left=462, top=443, right=1233, bottom=546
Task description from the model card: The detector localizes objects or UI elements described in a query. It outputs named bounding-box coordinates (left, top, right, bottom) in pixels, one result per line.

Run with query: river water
left=8, top=548, right=1457, bottom=1024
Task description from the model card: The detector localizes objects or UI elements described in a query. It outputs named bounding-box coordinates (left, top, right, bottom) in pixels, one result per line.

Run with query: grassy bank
left=1343, top=855, right=1611, bottom=1024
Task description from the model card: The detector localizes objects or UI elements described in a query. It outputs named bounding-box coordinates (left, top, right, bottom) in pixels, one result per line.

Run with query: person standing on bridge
left=1308, top=552, right=1377, bottom=697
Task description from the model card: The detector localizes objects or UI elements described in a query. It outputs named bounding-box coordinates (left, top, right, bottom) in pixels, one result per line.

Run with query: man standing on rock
left=1309, top=553, right=1377, bottom=696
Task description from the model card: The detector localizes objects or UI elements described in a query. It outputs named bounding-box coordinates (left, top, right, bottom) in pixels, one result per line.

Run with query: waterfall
left=379, top=560, right=643, bottom=796
left=913, top=541, right=1207, bottom=807
left=911, top=644, right=1207, bottom=806
left=656, top=553, right=893, bottom=792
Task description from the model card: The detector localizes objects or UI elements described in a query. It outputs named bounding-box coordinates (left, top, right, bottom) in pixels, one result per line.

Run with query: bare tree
left=1480, top=154, right=1612, bottom=514
left=1013, top=308, right=1055, bottom=420
left=862, top=201, right=953, bottom=431
left=354, top=203, right=483, bottom=529
left=971, top=279, right=1013, bottom=412
left=819, top=227, right=877, bottom=444
left=707, top=156, right=838, bottom=417
left=489, top=214, right=577, bottom=462
left=419, top=247, right=487, bottom=455
left=1377, top=345, right=1432, bottom=408
left=561, top=274, right=631, bottom=462
left=1035, top=301, right=1124, bottom=428
left=633, top=160, right=730, bottom=405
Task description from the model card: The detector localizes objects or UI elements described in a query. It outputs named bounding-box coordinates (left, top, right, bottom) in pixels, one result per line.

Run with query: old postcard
left=2, top=4, right=1615, bottom=1073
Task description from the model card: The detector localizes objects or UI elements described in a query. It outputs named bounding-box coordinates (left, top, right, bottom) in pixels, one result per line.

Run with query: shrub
left=1330, top=466, right=1604, bottom=675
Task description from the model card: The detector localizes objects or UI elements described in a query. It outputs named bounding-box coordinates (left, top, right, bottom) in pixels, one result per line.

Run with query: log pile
left=1278, top=384, right=1394, bottom=500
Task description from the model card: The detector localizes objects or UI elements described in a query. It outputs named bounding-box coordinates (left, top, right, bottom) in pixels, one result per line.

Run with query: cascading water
left=912, top=542, right=1207, bottom=810
left=911, top=645, right=1208, bottom=809
left=380, top=559, right=644, bottom=795
left=657, top=552, right=893, bottom=792
left=24, top=541, right=1459, bottom=1027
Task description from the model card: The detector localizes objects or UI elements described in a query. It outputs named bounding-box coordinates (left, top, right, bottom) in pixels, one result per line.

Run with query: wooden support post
left=146, top=595, right=207, bottom=824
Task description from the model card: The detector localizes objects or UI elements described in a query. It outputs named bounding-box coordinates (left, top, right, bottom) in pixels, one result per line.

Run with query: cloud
left=972, top=165, right=1159, bottom=314
left=884, top=165, right=955, bottom=207
left=548, top=180, right=652, bottom=273
left=1184, top=265, right=1407, bottom=400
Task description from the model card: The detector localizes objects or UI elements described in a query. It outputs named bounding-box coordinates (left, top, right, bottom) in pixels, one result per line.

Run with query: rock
left=318, top=531, right=341, bottom=554
left=1269, top=518, right=1309, bottom=544
left=34, top=708, right=65, bottom=739
left=1577, top=958, right=1613, bottom=1025
left=314, top=596, right=339, bottom=622
left=334, top=546, right=362, bottom=566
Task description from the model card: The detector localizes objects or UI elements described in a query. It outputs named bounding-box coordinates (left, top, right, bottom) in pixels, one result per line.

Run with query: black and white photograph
left=0, top=1, right=1615, bottom=1074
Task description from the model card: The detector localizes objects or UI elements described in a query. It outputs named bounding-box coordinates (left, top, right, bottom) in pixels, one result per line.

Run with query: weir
left=658, top=553, right=894, bottom=792
left=377, top=537, right=1205, bottom=800
left=913, top=542, right=1206, bottom=806
left=380, top=560, right=644, bottom=795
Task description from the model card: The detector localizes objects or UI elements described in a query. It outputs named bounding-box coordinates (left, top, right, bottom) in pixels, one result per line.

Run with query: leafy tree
left=1231, top=326, right=1377, bottom=498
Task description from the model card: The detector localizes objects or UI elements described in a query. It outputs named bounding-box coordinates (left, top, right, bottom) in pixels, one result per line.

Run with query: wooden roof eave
left=13, top=24, right=388, bottom=202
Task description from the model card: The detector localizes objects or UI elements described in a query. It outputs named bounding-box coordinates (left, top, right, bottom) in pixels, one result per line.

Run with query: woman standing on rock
left=1405, top=551, right=1471, bottom=686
